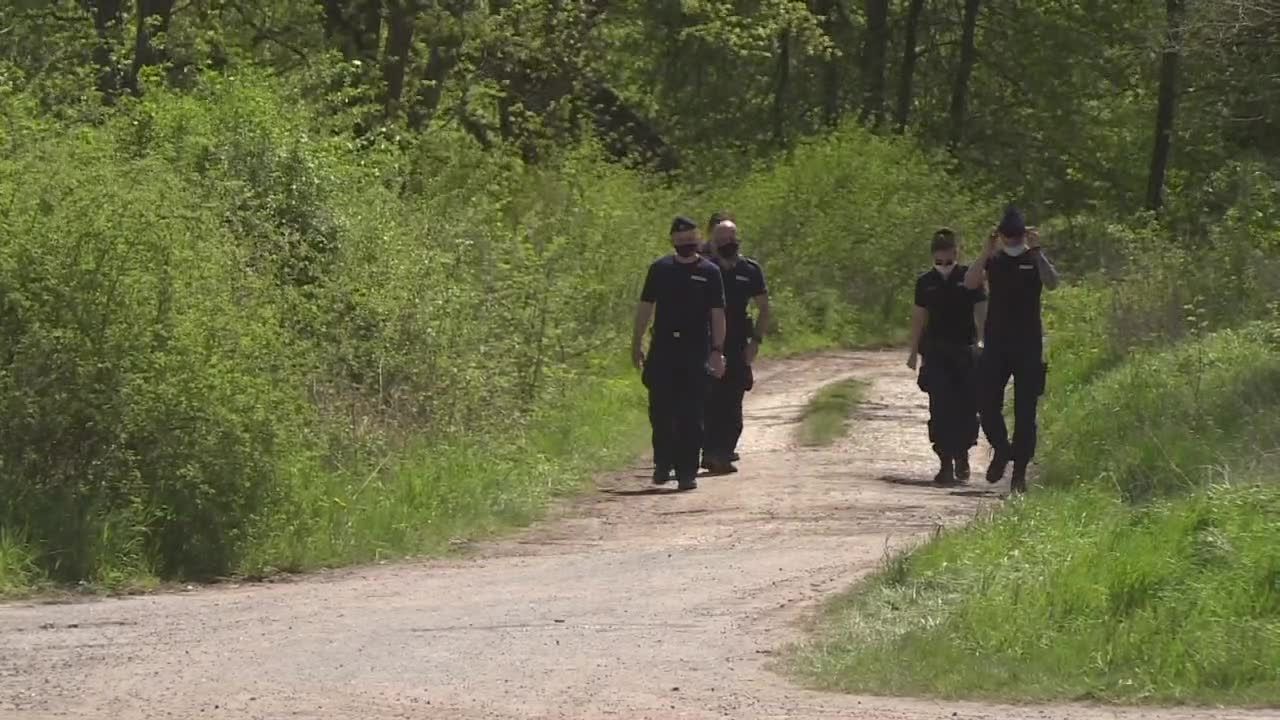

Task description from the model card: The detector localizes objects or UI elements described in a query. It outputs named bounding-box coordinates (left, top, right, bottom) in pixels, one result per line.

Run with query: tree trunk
left=82, top=0, right=126, bottom=100
left=894, top=0, right=927, bottom=133
left=1146, top=0, right=1184, bottom=212
left=409, top=44, right=460, bottom=129
left=126, top=0, right=175, bottom=94
left=812, top=0, right=840, bottom=127
left=859, top=0, right=890, bottom=126
left=408, top=0, right=473, bottom=129
left=773, top=29, right=791, bottom=145
left=320, top=0, right=383, bottom=63
left=585, top=81, right=680, bottom=173
left=948, top=0, right=982, bottom=149
left=382, top=0, right=417, bottom=120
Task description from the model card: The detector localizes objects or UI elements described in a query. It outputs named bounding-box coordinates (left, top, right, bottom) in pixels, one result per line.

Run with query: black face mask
left=675, top=244, right=700, bottom=258
left=717, top=243, right=740, bottom=260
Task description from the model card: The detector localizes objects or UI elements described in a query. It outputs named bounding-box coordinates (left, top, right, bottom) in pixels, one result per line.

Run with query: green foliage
left=1042, top=328, right=1280, bottom=499
left=0, top=70, right=981, bottom=589
left=797, top=378, right=868, bottom=447
left=721, top=125, right=991, bottom=344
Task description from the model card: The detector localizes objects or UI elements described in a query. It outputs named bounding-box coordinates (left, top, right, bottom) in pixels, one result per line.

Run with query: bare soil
left=2, top=350, right=1275, bottom=720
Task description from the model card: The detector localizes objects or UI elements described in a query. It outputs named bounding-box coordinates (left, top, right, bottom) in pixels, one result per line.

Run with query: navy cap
left=670, top=215, right=697, bottom=234
left=998, top=207, right=1026, bottom=237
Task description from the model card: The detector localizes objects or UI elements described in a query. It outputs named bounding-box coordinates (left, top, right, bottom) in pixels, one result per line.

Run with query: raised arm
left=965, top=245, right=992, bottom=291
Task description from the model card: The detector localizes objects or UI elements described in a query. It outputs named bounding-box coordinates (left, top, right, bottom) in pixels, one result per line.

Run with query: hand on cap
left=985, top=229, right=1000, bottom=253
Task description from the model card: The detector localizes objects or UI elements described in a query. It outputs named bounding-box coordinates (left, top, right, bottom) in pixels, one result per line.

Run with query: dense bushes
left=723, top=130, right=989, bottom=343
left=0, top=73, right=984, bottom=589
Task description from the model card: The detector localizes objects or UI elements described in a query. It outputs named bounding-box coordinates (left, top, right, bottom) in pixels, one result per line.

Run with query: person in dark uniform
left=632, top=216, right=728, bottom=491
left=701, top=217, right=770, bottom=475
left=699, top=211, right=729, bottom=261
left=907, top=229, right=987, bottom=485
left=964, top=207, right=1060, bottom=493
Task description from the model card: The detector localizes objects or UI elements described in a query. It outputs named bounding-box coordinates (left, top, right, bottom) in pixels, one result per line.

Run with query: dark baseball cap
left=670, top=215, right=697, bottom=234
left=998, top=207, right=1027, bottom=237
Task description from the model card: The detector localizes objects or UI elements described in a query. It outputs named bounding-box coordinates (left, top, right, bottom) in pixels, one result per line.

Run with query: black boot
left=986, top=448, right=1012, bottom=484
left=954, top=452, right=971, bottom=482
left=933, top=455, right=957, bottom=485
left=1010, top=462, right=1028, bottom=494
left=704, top=453, right=738, bottom=475
left=653, top=466, right=673, bottom=485
left=676, top=472, right=698, bottom=491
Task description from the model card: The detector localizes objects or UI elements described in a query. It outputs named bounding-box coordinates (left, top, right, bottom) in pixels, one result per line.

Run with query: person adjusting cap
left=997, top=206, right=1026, bottom=238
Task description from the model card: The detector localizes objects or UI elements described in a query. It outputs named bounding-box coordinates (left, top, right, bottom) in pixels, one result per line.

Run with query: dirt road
left=2, top=351, right=1274, bottom=720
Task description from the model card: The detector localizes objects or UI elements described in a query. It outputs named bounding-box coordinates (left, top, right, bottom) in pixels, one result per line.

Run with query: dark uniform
left=640, top=255, right=726, bottom=483
left=914, top=266, right=985, bottom=471
left=704, top=257, right=767, bottom=467
left=978, top=250, right=1048, bottom=487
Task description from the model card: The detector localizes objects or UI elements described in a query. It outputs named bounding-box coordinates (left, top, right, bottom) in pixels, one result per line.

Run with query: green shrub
left=1042, top=327, right=1280, bottom=499
left=721, top=124, right=991, bottom=344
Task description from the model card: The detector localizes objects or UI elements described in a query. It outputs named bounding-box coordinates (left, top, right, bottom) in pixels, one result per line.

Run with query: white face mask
left=934, top=263, right=955, bottom=278
left=1003, top=243, right=1028, bottom=257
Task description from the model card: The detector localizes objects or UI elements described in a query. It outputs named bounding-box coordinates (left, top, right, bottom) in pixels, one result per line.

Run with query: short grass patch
left=797, top=378, right=868, bottom=447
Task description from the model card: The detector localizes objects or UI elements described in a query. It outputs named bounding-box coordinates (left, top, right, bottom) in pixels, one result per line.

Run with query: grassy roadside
left=789, top=325, right=1280, bottom=706
left=797, top=378, right=869, bottom=447
left=0, top=371, right=652, bottom=599
left=0, top=340, right=866, bottom=600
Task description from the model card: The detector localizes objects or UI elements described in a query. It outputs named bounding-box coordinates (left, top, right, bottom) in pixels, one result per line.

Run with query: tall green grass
left=795, top=483, right=1280, bottom=704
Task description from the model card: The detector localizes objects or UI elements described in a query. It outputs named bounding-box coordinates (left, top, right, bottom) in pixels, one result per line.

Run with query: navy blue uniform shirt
left=983, top=251, right=1044, bottom=344
left=914, top=265, right=986, bottom=347
left=718, top=257, right=767, bottom=346
left=640, top=255, right=726, bottom=354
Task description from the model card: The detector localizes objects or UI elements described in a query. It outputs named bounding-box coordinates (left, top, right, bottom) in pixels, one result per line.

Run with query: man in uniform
left=907, top=229, right=987, bottom=485
left=964, top=207, right=1060, bottom=493
left=699, top=210, right=729, bottom=260
left=702, top=217, right=770, bottom=475
left=632, top=216, right=727, bottom=491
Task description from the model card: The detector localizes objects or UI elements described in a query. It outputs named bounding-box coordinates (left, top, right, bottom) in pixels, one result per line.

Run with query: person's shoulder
left=649, top=255, right=676, bottom=269
left=740, top=256, right=763, bottom=270
left=696, top=257, right=721, bottom=272
left=916, top=269, right=937, bottom=285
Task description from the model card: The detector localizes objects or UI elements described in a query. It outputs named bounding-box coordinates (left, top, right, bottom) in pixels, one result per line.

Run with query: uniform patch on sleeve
left=691, top=275, right=708, bottom=283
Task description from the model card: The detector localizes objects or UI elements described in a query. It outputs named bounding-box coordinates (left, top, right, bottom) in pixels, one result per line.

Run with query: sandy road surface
left=2, top=350, right=1275, bottom=720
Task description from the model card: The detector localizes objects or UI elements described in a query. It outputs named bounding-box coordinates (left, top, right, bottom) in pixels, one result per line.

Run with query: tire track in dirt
left=1, top=350, right=1275, bottom=719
